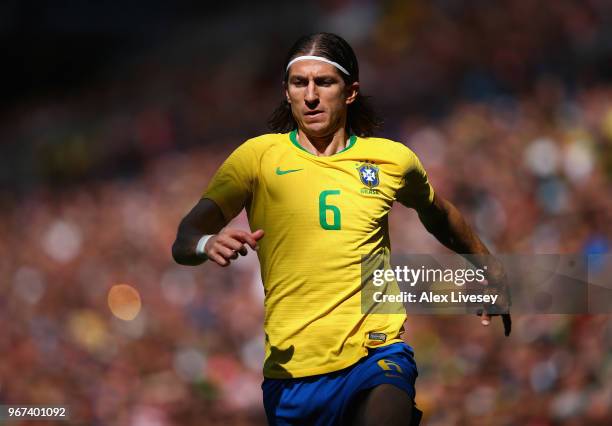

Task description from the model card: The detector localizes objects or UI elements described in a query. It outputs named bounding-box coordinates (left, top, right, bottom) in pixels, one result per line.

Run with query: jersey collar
left=289, top=130, right=357, bottom=156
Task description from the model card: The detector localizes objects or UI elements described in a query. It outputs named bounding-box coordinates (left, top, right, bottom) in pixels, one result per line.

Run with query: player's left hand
left=476, top=268, right=512, bottom=336
left=478, top=309, right=512, bottom=336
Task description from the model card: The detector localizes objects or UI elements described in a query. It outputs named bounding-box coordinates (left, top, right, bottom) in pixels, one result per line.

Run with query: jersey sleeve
left=395, top=147, right=435, bottom=210
left=202, top=140, right=259, bottom=221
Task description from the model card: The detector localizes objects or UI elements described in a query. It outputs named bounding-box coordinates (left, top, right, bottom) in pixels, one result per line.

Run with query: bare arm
left=416, top=193, right=511, bottom=335
left=172, top=199, right=228, bottom=265
left=416, top=193, right=492, bottom=258
left=172, top=198, right=264, bottom=267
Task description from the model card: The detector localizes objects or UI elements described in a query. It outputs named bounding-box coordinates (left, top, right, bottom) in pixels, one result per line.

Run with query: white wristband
left=195, top=235, right=214, bottom=259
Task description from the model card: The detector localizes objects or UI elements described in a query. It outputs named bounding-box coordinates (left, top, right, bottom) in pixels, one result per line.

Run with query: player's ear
left=284, top=81, right=291, bottom=104
left=346, top=81, right=359, bottom=105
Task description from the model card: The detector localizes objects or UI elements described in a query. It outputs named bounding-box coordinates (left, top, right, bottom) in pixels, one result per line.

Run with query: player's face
left=285, top=60, right=359, bottom=137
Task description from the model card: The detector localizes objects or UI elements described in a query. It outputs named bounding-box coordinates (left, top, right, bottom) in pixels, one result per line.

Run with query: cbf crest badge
left=357, top=161, right=380, bottom=188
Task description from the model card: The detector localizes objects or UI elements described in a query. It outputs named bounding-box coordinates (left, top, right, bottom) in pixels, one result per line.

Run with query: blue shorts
left=262, top=342, right=418, bottom=426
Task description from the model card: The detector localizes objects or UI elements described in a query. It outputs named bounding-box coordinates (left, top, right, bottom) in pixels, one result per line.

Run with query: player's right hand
left=204, top=228, right=264, bottom=267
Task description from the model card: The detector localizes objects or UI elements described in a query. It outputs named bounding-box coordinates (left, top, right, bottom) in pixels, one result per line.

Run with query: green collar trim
left=289, top=130, right=357, bottom=156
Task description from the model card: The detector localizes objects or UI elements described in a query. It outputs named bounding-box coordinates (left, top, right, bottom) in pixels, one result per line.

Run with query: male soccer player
left=172, top=33, right=510, bottom=426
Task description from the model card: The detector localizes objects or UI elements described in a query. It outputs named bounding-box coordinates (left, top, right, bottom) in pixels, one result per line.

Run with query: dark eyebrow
left=289, top=74, right=339, bottom=81
left=315, top=75, right=339, bottom=81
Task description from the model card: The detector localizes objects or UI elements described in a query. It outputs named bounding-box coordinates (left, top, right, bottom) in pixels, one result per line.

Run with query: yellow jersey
left=203, top=131, right=434, bottom=378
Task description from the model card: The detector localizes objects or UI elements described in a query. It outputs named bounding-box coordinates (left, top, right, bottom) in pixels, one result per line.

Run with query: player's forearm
left=419, top=195, right=489, bottom=254
left=420, top=196, right=506, bottom=281
left=172, top=199, right=227, bottom=265
left=433, top=200, right=485, bottom=253
left=171, top=221, right=209, bottom=266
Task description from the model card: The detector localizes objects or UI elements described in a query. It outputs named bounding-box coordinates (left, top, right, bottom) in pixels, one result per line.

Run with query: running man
left=172, top=32, right=510, bottom=426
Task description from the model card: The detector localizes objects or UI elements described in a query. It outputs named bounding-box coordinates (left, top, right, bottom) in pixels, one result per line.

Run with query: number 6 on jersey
left=319, top=190, right=341, bottom=230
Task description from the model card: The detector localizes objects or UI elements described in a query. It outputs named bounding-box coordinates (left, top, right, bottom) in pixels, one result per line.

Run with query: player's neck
left=297, top=128, right=349, bottom=157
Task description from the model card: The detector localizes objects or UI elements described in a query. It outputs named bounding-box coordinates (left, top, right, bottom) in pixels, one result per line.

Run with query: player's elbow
left=417, top=195, right=448, bottom=231
left=171, top=219, right=193, bottom=264
left=171, top=240, right=183, bottom=264
left=171, top=237, right=191, bottom=265
left=417, top=196, right=454, bottom=243
left=419, top=213, right=446, bottom=240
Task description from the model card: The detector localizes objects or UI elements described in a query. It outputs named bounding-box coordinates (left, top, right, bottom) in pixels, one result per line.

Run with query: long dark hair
left=267, top=32, right=382, bottom=137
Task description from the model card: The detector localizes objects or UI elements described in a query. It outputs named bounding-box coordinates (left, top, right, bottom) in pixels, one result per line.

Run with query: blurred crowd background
left=1, top=0, right=611, bottom=425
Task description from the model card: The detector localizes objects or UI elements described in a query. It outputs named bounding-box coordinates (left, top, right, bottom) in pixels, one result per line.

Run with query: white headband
left=286, top=55, right=350, bottom=76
